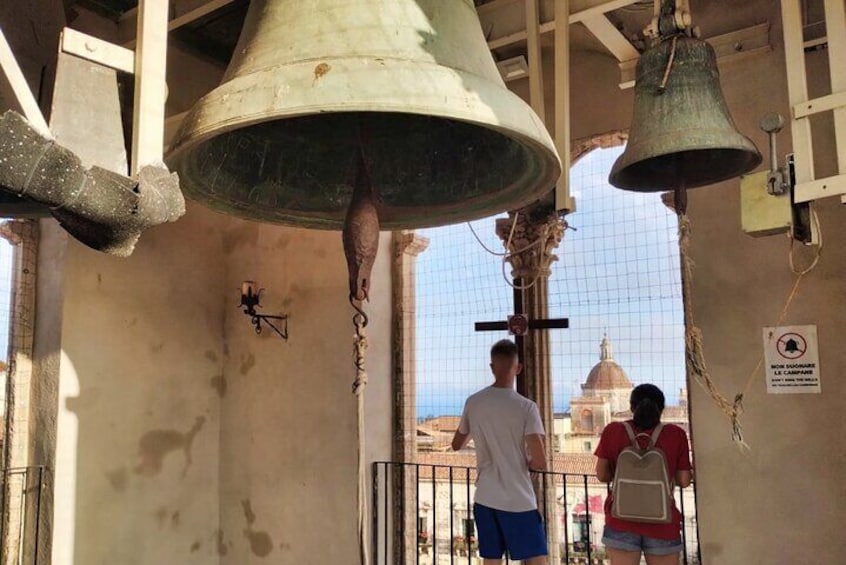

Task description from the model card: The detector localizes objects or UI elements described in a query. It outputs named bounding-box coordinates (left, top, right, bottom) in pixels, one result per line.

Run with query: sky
left=414, top=145, right=686, bottom=418
left=0, top=234, right=15, bottom=413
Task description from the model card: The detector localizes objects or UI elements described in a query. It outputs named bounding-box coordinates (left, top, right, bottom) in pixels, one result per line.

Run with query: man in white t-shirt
left=451, top=339, right=549, bottom=565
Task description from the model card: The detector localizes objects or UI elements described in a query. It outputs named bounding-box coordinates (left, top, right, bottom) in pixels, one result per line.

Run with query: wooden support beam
left=121, top=0, right=236, bottom=47
left=0, top=27, right=50, bottom=136
left=581, top=15, right=639, bottom=62
left=62, top=27, right=135, bottom=75
left=794, top=174, right=846, bottom=202
left=569, top=0, right=642, bottom=24
left=823, top=0, right=846, bottom=194
left=554, top=0, right=574, bottom=213
left=781, top=0, right=815, bottom=190
left=526, top=0, right=546, bottom=123
left=131, top=0, right=169, bottom=174
left=792, top=90, right=846, bottom=119
left=485, top=0, right=641, bottom=50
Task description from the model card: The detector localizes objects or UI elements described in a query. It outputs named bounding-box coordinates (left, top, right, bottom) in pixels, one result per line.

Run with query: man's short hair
left=490, top=339, right=519, bottom=360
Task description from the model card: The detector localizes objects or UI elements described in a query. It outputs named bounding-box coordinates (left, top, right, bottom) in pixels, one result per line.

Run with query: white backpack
left=611, top=422, right=674, bottom=524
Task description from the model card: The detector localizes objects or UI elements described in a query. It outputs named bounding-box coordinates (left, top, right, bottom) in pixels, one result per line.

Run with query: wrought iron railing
left=0, top=466, right=47, bottom=565
left=373, top=462, right=700, bottom=565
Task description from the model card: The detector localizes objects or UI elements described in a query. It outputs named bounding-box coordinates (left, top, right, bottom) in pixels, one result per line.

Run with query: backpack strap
left=621, top=422, right=639, bottom=449
left=648, top=423, right=665, bottom=448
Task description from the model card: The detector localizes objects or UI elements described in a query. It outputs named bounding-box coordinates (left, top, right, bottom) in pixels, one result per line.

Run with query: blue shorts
left=473, top=503, right=548, bottom=560
left=602, top=526, right=684, bottom=556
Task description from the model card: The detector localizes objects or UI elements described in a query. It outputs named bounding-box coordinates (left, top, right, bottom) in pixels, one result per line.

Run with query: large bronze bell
left=609, top=37, right=761, bottom=191
left=167, top=0, right=561, bottom=229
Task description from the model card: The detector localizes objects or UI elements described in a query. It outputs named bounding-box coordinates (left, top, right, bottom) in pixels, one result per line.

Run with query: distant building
left=417, top=415, right=465, bottom=452
left=557, top=336, right=689, bottom=454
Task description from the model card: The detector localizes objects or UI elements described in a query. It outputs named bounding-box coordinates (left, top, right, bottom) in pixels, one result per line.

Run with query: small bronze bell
left=609, top=36, right=761, bottom=192
left=168, top=0, right=561, bottom=230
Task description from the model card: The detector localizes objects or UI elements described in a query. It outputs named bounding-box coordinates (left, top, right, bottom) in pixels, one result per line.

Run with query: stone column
left=495, top=204, right=565, bottom=434
left=496, top=204, right=566, bottom=561
left=391, top=230, right=429, bottom=565
left=0, top=220, right=40, bottom=565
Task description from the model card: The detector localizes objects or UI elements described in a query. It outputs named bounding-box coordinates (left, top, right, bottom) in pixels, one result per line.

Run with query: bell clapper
left=342, top=136, right=380, bottom=565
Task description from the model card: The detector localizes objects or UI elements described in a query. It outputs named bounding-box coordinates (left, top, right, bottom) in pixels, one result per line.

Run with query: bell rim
left=608, top=144, right=763, bottom=191
left=167, top=59, right=562, bottom=229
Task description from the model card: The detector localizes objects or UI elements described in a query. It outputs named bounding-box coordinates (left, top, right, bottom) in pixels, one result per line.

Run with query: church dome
left=583, top=336, right=633, bottom=391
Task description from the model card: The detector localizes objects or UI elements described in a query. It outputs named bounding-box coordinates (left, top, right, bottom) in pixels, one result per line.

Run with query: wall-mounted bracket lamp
left=240, top=281, right=288, bottom=340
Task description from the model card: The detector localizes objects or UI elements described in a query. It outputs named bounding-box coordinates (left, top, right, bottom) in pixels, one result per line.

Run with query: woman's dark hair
left=630, top=384, right=665, bottom=430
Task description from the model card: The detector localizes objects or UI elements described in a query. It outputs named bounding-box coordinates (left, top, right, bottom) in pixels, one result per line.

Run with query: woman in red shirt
left=594, top=384, right=693, bottom=565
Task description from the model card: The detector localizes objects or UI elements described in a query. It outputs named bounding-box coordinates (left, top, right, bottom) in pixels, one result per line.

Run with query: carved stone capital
left=394, top=230, right=430, bottom=258
left=0, top=220, right=37, bottom=246
left=496, top=205, right=566, bottom=281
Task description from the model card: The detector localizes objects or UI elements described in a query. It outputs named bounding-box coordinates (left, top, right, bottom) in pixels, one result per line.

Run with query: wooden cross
left=475, top=285, right=568, bottom=395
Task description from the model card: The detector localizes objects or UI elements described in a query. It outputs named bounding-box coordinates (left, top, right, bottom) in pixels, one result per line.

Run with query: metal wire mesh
left=414, top=214, right=511, bottom=427
left=549, top=146, right=686, bottom=413
left=414, top=144, right=686, bottom=424
left=0, top=234, right=13, bottom=416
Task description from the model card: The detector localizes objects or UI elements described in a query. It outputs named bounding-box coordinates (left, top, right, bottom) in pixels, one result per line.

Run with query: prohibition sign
left=776, top=332, right=807, bottom=360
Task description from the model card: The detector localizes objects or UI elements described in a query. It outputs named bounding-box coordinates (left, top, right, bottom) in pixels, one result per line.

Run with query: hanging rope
left=468, top=212, right=569, bottom=291
left=676, top=191, right=822, bottom=451
left=350, top=298, right=370, bottom=565
left=658, top=35, right=679, bottom=93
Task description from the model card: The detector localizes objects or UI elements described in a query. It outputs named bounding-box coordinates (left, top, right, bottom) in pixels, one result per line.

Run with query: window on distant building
left=574, top=513, right=592, bottom=544
left=580, top=409, right=594, bottom=432
left=583, top=441, right=592, bottom=453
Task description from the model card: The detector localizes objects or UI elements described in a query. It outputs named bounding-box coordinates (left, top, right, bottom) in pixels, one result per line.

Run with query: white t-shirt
left=458, top=385, right=546, bottom=512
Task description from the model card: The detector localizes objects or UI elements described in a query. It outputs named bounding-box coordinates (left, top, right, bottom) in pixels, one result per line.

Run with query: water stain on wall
left=214, top=529, right=229, bottom=556
left=154, top=507, right=168, bottom=528
left=240, top=353, right=256, bottom=375
left=171, top=511, right=180, bottom=528
left=222, top=223, right=259, bottom=254
left=205, top=350, right=219, bottom=363
left=150, top=342, right=164, bottom=353
left=210, top=374, right=227, bottom=398
left=105, top=466, right=128, bottom=492
left=135, top=416, right=206, bottom=477
left=242, top=499, right=274, bottom=558
left=190, top=541, right=201, bottom=553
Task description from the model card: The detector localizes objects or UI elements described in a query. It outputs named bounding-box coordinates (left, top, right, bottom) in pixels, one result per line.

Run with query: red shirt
left=594, top=421, right=692, bottom=540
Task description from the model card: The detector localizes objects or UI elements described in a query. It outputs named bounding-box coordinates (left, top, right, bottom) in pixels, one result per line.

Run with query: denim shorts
left=602, top=526, right=684, bottom=556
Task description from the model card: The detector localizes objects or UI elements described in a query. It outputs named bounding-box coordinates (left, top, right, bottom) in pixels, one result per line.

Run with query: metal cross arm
left=475, top=316, right=569, bottom=334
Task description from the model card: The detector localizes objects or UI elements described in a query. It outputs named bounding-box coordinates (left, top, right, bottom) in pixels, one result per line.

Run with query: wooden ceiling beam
left=119, top=0, right=236, bottom=47
left=484, top=0, right=641, bottom=53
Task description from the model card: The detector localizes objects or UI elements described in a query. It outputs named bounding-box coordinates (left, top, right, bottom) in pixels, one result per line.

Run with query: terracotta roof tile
left=414, top=451, right=601, bottom=484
